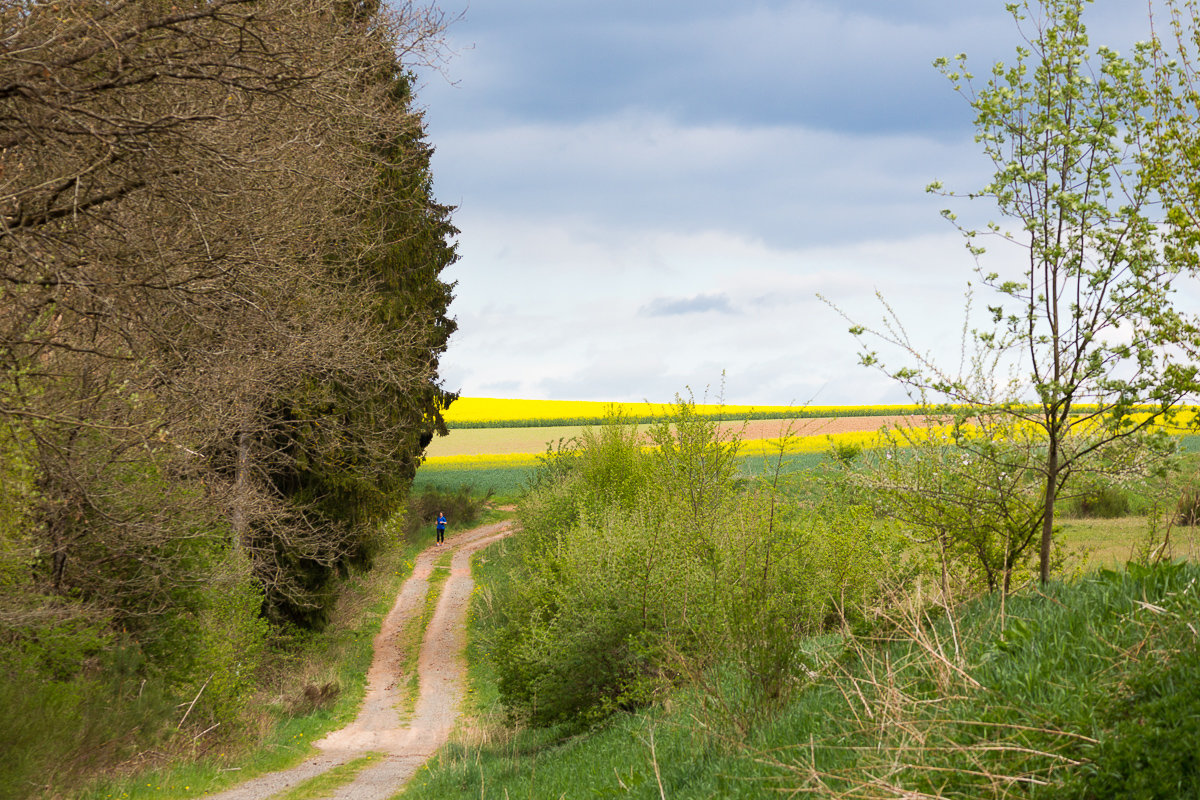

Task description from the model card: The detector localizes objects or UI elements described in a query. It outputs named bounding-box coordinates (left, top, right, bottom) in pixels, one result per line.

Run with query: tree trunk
left=1040, top=437, right=1059, bottom=584
left=939, top=530, right=950, bottom=599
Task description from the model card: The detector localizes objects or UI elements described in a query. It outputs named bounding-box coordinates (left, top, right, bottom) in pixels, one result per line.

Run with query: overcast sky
left=412, top=1, right=1155, bottom=405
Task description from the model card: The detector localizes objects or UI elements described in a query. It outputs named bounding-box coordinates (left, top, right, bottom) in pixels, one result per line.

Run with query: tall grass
left=409, top=555, right=1200, bottom=799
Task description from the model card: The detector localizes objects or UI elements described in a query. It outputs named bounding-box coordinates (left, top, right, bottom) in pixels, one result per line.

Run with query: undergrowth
left=74, top=508, right=440, bottom=800
left=406, top=550, right=1200, bottom=800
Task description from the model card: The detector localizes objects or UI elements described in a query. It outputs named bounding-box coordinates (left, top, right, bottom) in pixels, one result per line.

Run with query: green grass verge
left=402, top=534, right=1200, bottom=799
left=1059, top=515, right=1200, bottom=569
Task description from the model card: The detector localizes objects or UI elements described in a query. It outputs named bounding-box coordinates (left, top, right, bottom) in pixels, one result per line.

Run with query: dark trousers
left=436, top=527, right=445, bottom=543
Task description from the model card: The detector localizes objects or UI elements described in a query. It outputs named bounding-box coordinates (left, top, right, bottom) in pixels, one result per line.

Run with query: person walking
left=436, top=512, right=447, bottom=545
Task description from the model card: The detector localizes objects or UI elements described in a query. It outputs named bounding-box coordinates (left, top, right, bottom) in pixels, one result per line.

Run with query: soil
left=731, top=414, right=928, bottom=440
left=205, top=520, right=513, bottom=800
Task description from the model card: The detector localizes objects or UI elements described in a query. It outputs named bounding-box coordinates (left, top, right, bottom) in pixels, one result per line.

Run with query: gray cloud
left=641, top=293, right=737, bottom=317
left=415, top=1, right=1163, bottom=405
left=421, top=2, right=1151, bottom=135
left=428, top=117, right=988, bottom=251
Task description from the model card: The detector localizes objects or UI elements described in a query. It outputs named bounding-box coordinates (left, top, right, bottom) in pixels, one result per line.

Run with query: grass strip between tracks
left=271, top=753, right=384, bottom=800
left=398, top=550, right=454, bottom=719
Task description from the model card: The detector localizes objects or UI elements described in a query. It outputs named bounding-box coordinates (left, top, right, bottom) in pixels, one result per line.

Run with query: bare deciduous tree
left=0, top=0, right=458, bottom=627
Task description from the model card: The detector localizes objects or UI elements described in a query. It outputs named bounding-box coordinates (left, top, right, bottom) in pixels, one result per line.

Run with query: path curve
left=206, top=520, right=513, bottom=800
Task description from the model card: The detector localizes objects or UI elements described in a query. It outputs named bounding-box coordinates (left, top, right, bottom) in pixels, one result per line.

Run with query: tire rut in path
left=205, top=520, right=513, bottom=800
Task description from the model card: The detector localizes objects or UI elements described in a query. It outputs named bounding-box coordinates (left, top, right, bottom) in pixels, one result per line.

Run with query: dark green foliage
left=253, top=69, right=459, bottom=625
left=0, top=0, right=457, bottom=786
left=1068, top=485, right=1134, bottom=518
left=405, top=486, right=492, bottom=538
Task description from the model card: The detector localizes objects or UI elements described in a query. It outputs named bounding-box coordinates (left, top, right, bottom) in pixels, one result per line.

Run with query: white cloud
left=439, top=218, right=992, bottom=404
left=417, top=1, right=1163, bottom=405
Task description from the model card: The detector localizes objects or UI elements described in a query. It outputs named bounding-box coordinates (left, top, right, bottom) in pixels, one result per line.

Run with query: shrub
left=491, top=398, right=903, bottom=727
left=404, top=485, right=492, bottom=539
left=1067, top=484, right=1133, bottom=518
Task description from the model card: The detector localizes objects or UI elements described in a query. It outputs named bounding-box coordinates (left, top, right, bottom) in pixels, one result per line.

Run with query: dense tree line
left=0, top=0, right=457, bottom=788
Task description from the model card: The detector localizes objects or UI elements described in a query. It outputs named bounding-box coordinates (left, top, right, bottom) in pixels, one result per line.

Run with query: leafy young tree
left=847, top=421, right=1047, bottom=594
left=841, top=0, right=1200, bottom=584
left=1150, top=0, right=1200, bottom=269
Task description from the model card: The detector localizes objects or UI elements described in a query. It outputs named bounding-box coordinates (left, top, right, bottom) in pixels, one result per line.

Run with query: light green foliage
left=414, top=557, right=1200, bottom=800
left=847, top=419, right=1056, bottom=592
left=1147, top=1, right=1200, bottom=271
left=839, top=0, right=1200, bottom=584
left=0, top=415, right=37, bottom=590
left=187, top=552, right=270, bottom=726
left=939, top=1, right=1200, bottom=583
left=0, top=447, right=271, bottom=796
left=492, top=399, right=902, bottom=726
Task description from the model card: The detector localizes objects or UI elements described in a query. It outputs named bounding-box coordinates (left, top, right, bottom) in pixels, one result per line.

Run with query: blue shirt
left=436, top=515, right=446, bottom=530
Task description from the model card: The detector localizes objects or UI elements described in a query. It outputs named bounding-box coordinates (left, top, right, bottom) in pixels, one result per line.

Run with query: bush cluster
left=405, top=486, right=494, bottom=538
left=486, top=401, right=904, bottom=726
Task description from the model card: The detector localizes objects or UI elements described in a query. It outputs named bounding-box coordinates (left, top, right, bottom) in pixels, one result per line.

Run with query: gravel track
left=204, top=520, right=513, bottom=800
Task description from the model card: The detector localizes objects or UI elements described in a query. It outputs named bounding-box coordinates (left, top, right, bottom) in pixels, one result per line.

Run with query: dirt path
left=205, top=520, right=513, bottom=800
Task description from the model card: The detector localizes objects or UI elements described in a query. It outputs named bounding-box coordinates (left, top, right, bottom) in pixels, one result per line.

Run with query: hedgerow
left=487, top=400, right=905, bottom=726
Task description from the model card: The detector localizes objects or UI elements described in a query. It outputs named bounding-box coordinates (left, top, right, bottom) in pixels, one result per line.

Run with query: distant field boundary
left=444, top=407, right=923, bottom=429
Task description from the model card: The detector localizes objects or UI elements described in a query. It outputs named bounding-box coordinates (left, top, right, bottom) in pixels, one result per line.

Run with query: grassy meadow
left=403, top=396, right=1200, bottom=799
left=407, top=542, right=1200, bottom=800
left=417, top=399, right=922, bottom=503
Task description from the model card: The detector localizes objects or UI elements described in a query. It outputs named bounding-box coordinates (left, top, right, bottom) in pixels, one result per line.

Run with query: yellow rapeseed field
left=422, top=399, right=1198, bottom=470
left=442, top=397, right=920, bottom=426
left=739, top=427, right=912, bottom=457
